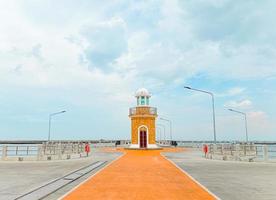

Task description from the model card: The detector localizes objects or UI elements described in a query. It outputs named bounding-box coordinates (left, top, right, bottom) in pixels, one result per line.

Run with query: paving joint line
left=161, top=152, right=220, bottom=200
left=15, top=161, right=107, bottom=200
left=58, top=152, right=126, bottom=200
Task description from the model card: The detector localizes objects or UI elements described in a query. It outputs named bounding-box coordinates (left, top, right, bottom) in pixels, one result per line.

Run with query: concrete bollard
left=263, top=145, right=268, bottom=162
left=1, top=146, right=7, bottom=161
left=36, top=145, right=43, bottom=161
left=58, top=143, right=62, bottom=160
left=234, top=149, right=240, bottom=161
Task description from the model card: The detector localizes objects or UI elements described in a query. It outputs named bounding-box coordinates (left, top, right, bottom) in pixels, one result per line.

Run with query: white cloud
left=224, top=99, right=252, bottom=109
left=2, top=0, right=276, bottom=94
left=218, top=87, right=246, bottom=97
left=248, top=111, right=267, bottom=120
left=0, top=3, right=134, bottom=106
left=0, top=1, right=276, bottom=139
left=246, top=111, right=276, bottom=138
left=228, top=87, right=245, bottom=96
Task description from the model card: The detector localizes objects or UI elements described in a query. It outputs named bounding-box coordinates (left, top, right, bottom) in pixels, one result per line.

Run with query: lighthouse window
left=146, top=97, right=149, bottom=105
left=141, top=96, right=145, bottom=105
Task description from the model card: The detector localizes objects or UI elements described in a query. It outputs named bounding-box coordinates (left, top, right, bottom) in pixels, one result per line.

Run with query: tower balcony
left=129, top=106, right=157, bottom=116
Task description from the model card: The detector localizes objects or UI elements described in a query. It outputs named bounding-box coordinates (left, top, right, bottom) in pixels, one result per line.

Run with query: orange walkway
left=63, top=149, right=216, bottom=200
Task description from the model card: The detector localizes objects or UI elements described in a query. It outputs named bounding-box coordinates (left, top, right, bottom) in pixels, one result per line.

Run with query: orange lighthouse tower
left=129, top=88, right=159, bottom=149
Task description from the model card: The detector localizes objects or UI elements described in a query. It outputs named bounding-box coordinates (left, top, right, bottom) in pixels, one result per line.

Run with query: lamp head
left=184, top=86, right=191, bottom=90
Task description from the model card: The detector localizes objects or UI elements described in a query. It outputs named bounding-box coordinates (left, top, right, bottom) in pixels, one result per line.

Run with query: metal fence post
left=2, top=146, right=7, bottom=161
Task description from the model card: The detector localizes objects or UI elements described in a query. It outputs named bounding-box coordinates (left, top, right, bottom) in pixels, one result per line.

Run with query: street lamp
left=160, top=117, right=172, bottom=141
left=184, top=86, right=217, bottom=143
left=228, top=108, right=248, bottom=142
left=156, top=127, right=162, bottom=142
left=157, top=124, right=166, bottom=142
left=48, top=110, right=66, bottom=141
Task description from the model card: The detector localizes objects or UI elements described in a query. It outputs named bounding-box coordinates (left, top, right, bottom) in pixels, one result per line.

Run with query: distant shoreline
left=0, top=140, right=276, bottom=145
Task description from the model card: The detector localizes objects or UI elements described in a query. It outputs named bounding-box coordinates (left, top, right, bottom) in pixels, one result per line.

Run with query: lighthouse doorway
left=139, top=129, right=147, bottom=148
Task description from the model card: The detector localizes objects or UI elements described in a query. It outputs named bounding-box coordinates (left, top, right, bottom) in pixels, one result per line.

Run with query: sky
left=0, top=0, right=276, bottom=141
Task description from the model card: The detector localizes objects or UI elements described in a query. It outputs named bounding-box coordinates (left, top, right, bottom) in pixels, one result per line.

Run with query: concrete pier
left=0, top=150, right=121, bottom=200
left=1, top=147, right=276, bottom=200
left=164, top=150, right=276, bottom=200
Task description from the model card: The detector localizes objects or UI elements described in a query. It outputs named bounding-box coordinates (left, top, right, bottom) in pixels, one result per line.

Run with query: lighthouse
left=128, top=88, right=159, bottom=149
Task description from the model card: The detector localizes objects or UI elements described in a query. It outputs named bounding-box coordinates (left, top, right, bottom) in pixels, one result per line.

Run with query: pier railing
left=0, top=143, right=87, bottom=161
left=5, top=145, right=38, bottom=156
left=0, top=141, right=132, bottom=161
left=207, top=144, right=276, bottom=162
left=42, top=143, right=85, bottom=155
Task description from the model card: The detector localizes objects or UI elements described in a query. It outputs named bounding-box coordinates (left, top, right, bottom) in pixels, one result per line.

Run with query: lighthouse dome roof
left=135, top=88, right=151, bottom=97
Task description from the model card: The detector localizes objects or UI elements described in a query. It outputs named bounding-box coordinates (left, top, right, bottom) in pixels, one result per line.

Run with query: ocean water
left=256, top=145, right=276, bottom=159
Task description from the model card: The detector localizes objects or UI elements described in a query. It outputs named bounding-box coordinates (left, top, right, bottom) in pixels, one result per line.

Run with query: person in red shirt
left=203, top=144, right=208, bottom=158
left=85, top=143, right=91, bottom=157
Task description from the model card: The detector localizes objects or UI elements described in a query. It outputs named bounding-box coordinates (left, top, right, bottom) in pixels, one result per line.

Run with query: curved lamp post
left=184, top=86, right=217, bottom=143
left=160, top=117, right=172, bottom=141
left=228, top=108, right=248, bottom=142
left=48, top=110, right=66, bottom=141
left=156, top=127, right=162, bottom=142
left=157, top=124, right=166, bottom=142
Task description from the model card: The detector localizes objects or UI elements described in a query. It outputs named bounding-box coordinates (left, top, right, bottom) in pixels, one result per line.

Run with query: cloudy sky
left=0, top=0, right=276, bottom=141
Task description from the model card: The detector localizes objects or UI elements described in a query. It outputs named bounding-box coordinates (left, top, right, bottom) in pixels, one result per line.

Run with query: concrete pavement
left=164, top=150, right=276, bottom=200
left=2, top=148, right=276, bottom=200
left=0, top=151, right=121, bottom=200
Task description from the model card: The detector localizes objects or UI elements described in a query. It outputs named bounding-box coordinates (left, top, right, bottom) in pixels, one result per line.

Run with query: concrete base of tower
left=126, top=144, right=162, bottom=150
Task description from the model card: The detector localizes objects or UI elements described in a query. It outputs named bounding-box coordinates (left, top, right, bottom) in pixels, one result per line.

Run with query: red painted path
left=63, top=149, right=216, bottom=200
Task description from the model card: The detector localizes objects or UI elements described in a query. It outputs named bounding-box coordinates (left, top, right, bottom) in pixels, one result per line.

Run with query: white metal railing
left=0, top=142, right=129, bottom=161
left=41, top=143, right=85, bottom=155
left=92, top=143, right=116, bottom=148
left=207, top=144, right=276, bottom=161
left=129, top=107, right=157, bottom=116
left=6, top=145, right=38, bottom=156
left=156, top=140, right=171, bottom=146
left=177, top=142, right=203, bottom=149
left=0, top=143, right=86, bottom=161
